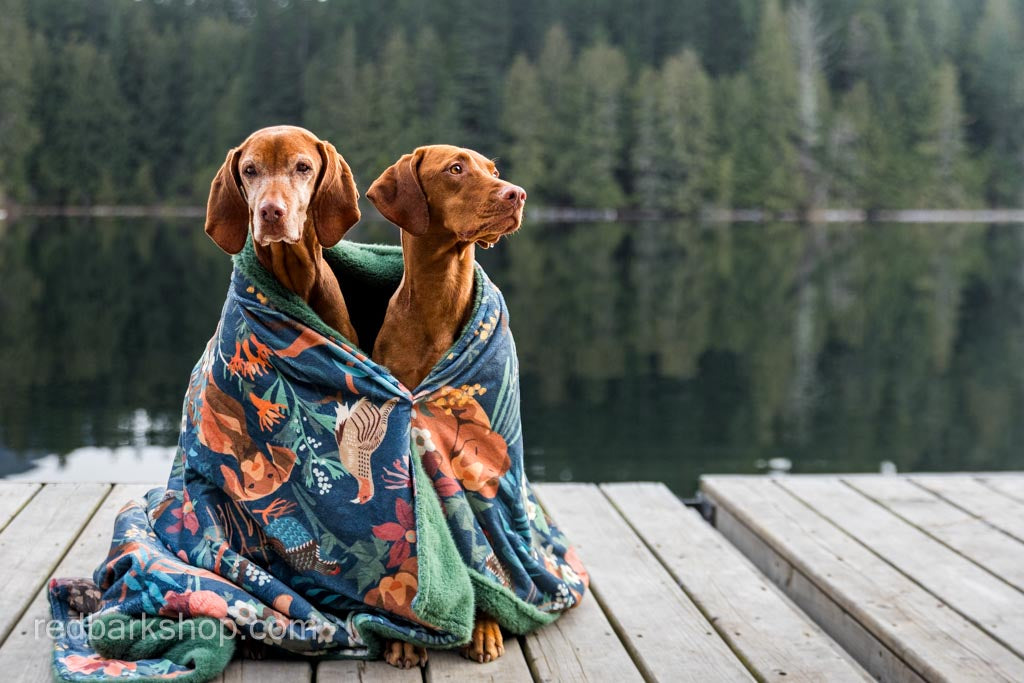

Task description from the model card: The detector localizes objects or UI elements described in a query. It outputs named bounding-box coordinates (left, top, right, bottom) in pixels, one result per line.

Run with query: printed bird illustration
left=335, top=397, right=400, bottom=504
left=265, top=516, right=340, bottom=574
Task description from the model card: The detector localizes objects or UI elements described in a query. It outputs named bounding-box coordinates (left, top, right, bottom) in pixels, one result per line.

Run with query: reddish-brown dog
left=205, top=125, right=361, bottom=344
left=367, top=144, right=527, bottom=666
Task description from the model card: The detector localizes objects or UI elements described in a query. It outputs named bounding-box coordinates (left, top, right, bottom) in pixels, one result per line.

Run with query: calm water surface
left=2, top=217, right=1023, bottom=494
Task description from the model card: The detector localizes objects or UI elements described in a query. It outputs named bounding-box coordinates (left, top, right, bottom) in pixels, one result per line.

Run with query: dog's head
left=205, top=125, right=360, bottom=253
left=366, top=144, right=526, bottom=248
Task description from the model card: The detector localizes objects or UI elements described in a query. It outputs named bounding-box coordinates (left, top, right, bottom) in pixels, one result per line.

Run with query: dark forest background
left=1, top=0, right=1024, bottom=212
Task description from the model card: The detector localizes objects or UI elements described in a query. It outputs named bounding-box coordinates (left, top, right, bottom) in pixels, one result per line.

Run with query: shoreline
left=3, top=204, right=1024, bottom=224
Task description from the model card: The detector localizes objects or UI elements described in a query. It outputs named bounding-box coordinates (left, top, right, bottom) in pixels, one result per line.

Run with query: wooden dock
left=702, top=473, right=1024, bottom=683
left=0, top=475, right=1019, bottom=681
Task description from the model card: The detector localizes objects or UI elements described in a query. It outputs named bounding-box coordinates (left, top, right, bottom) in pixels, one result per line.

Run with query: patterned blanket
left=49, top=239, right=588, bottom=681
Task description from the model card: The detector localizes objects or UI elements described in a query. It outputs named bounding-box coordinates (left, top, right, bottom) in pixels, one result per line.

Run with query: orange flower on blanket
left=415, top=385, right=510, bottom=499
left=363, top=557, right=420, bottom=623
left=565, top=545, right=590, bottom=589
left=63, top=654, right=138, bottom=676
left=249, top=392, right=287, bottom=431
left=227, top=338, right=272, bottom=379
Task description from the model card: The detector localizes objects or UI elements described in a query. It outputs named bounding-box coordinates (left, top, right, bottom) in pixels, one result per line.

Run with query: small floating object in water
left=755, top=457, right=793, bottom=474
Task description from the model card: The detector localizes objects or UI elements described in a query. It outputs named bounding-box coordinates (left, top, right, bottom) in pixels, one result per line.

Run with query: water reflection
left=1, top=217, right=1022, bottom=493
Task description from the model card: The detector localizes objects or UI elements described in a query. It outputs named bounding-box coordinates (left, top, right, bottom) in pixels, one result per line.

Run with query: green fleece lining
left=231, top=235, right=402, bottom=356
left=83, top=614, right=235, bottom=683
left=469, top=570, right=557, bottom=634
left=407, top=447, right=475, bottom=640
left=231, top=236, right=485, bottom=365
left=350, top=452, right=476, bottom=656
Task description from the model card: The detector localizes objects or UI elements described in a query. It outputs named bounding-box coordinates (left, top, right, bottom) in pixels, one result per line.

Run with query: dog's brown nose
left=259, top=200, right=286, bottom=223
left=501, top=185, right=527, bottom=205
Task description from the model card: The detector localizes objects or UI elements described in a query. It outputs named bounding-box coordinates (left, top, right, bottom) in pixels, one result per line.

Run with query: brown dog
left=367, top=145, right=526, bottom=390
left=367, top=144, right=526, bottom=666
left=205, top=125, right=361, bottom=345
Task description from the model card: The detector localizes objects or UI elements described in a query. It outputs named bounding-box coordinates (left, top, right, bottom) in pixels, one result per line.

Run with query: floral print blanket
left=49, top=240, right=588, bottom=681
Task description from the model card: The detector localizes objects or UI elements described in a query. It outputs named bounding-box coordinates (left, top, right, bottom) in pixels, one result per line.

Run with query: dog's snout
left=259, top=200, right=286, bottom=223
left=500, top=185, right=527, bottom=205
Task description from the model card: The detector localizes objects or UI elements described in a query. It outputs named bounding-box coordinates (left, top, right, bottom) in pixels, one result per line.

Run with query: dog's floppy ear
left=366, top=149, right=428, bottom=235
left=205, top=147, right=249, bottom=254
left=312, top=140, right=361, bottom=247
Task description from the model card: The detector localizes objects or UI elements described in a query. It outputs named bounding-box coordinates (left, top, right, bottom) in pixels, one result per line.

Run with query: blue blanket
left=49, top=239, right=588, bottom=681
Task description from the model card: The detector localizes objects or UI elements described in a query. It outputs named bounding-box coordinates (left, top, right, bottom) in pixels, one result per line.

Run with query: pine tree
left=501, top=55, right=549, bottom=198
left=31, top=42, right=128, bottom=204
left=732, top=0, right=803, bottom=209
left=631, top=51, right=714, bottom=214
left=411, top=27, right=461, bottom=146
left=966, top=0, right=1024, bottom=204
left=918, top=61, right=971, bottom=207
left=569, top=41, right=628, bottom=208
left=658, top=50, right=714, bottom=214
left=630, top=66, right=664, bottom=211
left=303, top=25, right=359, bottom=151
left=185, top=16, right=247, bottom=201
left=535, top=25, right=578, bottom=205
left=375, top=30, right=419, bottom=165
left=888, top=7, right=940, bottom=205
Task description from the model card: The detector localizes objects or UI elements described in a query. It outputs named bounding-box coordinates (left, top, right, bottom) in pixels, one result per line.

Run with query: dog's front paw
left=461, top=615, right=504, bottom=663
left=384, top=640, right=428, bottom=669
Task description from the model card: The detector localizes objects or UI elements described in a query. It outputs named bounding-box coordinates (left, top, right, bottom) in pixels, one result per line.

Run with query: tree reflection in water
left=1, top=218, right=1022, bottom=493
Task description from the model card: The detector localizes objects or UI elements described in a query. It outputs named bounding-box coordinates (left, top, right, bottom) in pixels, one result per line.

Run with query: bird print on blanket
left=335, top=397, right=400, bottom=503
left=266, top=516, right=341, bottom=574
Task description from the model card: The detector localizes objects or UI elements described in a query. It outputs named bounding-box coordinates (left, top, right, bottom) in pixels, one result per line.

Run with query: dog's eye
left=449, top=164, right=463, bottom=175
left=492, top=170, right=499, bottom=178
left=296, top=162, right=311, bottom=173
left=243, top=165, right=257, bottom=177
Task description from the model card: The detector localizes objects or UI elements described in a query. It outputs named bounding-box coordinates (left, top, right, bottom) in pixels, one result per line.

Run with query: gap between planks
left=701, top=476, right=1024, bottom=683
left=845, top=476, right=1024, bottom=594
left=775, top=477, right=1024, bottom=661
left=535, top=482, right=753, bottom=682
left=602, top=482, right=871, bottom=683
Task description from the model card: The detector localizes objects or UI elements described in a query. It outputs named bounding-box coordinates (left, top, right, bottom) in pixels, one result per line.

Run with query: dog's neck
left=253, top=221, right=359, bottom=345
left=254, top=223, right=322, bottom=301
left=395, top=228, right=476, bottom=332
left=372, top=226, right=476, bottom=388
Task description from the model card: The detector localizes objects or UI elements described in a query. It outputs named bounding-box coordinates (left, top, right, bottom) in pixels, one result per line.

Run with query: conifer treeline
left=1, top=0, right=1022, bottom=211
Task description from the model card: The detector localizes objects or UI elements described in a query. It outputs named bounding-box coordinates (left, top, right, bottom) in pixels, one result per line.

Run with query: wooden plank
left=0, top=482, right=40, bottom=533
left=318, top=658, right=423, bottom=682
left=713, top=503, right=924, bottom=683
left=980, top=476, right=1024, bottom=504
left=0, top=482, right=110, bottom=645
left=0, top=484, right=152, bottom=682
left=522, top=580, right=643, bottom=683
left=239, top=659, right=313, bottom=682
left=603, top=482, right=870, bottom=682
left=779, top=477, right=1024, bottom=657
left=848, top=476, right=1024, bottom=592
left=702, top=476, right=1024, bottom=682
left=425, top=637, right=531, bottom=682
left=535, top=483, right=753, bottom=682
left=212, top=659, right=243, bottom=683
left=912, top=476, right=1024, bottom=542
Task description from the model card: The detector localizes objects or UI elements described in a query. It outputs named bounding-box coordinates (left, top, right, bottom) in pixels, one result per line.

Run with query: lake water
left=2, top=217, right=1023, bottom=494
